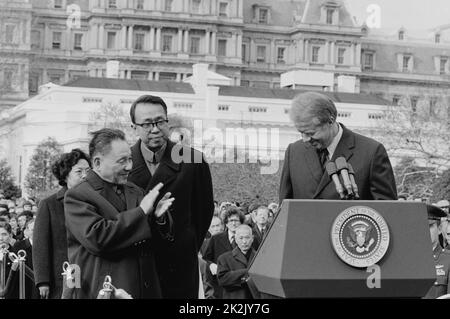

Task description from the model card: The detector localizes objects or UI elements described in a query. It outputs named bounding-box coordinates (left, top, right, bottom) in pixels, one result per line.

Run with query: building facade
left=1, top=0, right=450, bottom=111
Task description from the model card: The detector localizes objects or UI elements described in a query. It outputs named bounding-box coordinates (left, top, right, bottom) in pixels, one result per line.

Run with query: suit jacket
left=202, top=231, right=234, bottom=299
left=217, top=247, right=256, bottom=299
left=129, top=140, right=214, bottom=298
left=64, top=170, right=172, bottom=299
left=32, top=187, right=68, bottom=299
left=251, top=224, right=268, bottom=251
left=279, top=124, right=397, bottom=201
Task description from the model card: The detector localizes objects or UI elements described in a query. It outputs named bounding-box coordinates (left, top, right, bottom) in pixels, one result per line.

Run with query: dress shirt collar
left=140, top=140, right=167, bottom=164
left=327, top=123, right=343, bottom=160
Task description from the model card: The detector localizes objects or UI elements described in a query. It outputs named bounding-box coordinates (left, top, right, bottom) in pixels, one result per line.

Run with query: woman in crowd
left=32, top=149, right=91, bottom=299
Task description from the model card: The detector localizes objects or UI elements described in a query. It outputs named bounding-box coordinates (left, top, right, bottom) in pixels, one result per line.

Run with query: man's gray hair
left=235, top=224, right=253, bottom=235
left=289, top=92, right=337, bottom=125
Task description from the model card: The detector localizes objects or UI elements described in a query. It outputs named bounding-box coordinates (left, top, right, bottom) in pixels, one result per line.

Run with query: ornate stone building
left=1, top=0, right=450, bottom=111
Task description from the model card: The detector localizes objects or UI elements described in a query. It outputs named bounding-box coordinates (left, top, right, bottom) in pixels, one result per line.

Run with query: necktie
left=231, top=235, right=237, bottom=248
left=317, top=148, right=329, bottom=171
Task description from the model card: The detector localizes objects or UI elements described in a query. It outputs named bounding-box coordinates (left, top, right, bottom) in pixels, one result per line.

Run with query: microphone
left=347, top=163, right=360, bottom=200
left=335, top=157, right=354, bottom=199
left=325, top=162, right=345, bottom=199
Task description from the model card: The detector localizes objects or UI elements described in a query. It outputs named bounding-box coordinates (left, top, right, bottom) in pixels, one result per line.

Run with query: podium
left=248, top=200, right=436, bottom=298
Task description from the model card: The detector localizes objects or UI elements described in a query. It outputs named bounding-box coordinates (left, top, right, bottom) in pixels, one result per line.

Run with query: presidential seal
left=331, top=206, right=390, bottom=268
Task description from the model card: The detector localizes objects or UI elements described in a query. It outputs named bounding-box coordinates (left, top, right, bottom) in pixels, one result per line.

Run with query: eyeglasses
left=134, top=119, right=168, bottom=130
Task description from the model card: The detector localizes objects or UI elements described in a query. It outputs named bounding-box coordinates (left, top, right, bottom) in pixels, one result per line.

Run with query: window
left=440, top=58, right=447, bottom=74
left=326, top=9, right=334, bottom=24
left=107, top=32, right=116, bottom=49
left=31, top=31, right=41, bottom=49
left=165, top=0, right=173, bottom=11
left=312, top=46, right=320, bottom=63
left=249, top=106, right=267, bottom=113
left=192, top=0, right=201, bottom=13
left=130, top=71, right=148, bottom=80
left=402, top=55, right=410, bottom=72
left=435, top=33, right=441, bottom=43
left=52, top=32, right=62, bottom=49
left=277, top=47, right=286, bottom=64
left=159, top=72, right=177, bottom=81
left=162, top=35, right=172, bottom=52
left=218, top=105, right=229, bottom=111
left=134, top=33, right=144, bottom=51
left=368, top=113, right=384, bottom=120
left=29, top=74, right=39, bottom=95
left=108, top=0, right=117, bottom=8
left=190, top=37, right=200, bottom=54
left=219, top=2, right=228, bottom=17
left=74, top=33, right=82, bottom=50
left=5, top=25, right=16, bottom=44
left=398, top=30, right=404, bottom=40
left=259, top=8, right=268, bottom=24
left=49, top=75, right=62, bottom=84
left=218, top=39, right=227, bottom=56
left=338, top=48, right=345, bottom=64
left=54, top=0, right=62, bottom=8
left=3, top=70, right=13, bottom=90
left=241, top=44, right=247, bottom=61
left=136, top=0, right=144, bottom=9
left=338, top=112, right=351, bottom=118
left=363, top=52, right=374, bottom=70
left=240, top=80, right=249, bottom=87
left=392, top=95, right=400, bottom=105
left=256, top=45, right=266, bottom=63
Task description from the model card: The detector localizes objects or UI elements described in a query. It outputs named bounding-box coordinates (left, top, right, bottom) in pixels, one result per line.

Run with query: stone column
left=178, top=29, right=183, bottom=52
left=183, top=29, right=189, bottom=52
left=155, top=27, right=161, bottom=51
left=355, top=43, right=361, bottom=66
left=298, top=39, right=304, bottom=62
left=149, top=27, right=155, bottom=50
left=230, top=33, right=237, bottom=57
left=237, top=33, right=242, bottom=59
left=128, top=25, right=133, bottom=49
left=304, top=39, right=309, bottom=62
left=350, top=43, right=355, bottom=65
left=121, top=25, right=127, bottom=49
left=270, top=39, right=275, bottom=64
left=98, top=24, right=104, bottom=48
left=205, top=31, right=210, bottom=54
left=176, top=73, right=181, bottom=82
left=154, top=71, right=159, bottom=81
left=211, top=31, right=216, bottom=54
left=330, top=41, right=335, bottom=64
left=44, top=23, right=50, bottom=49
left=325, top=41, right=329, bottom=64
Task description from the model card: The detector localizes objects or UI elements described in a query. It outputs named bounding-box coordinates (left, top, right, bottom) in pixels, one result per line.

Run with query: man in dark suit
left=217, top=224, right=256, bottom=299
left=128, top=95, right=214, bottom=298
left=280, top=92, right=397, bottom=201
left=251, top=206, right=270, bottom=251
left=64, top=128, right=174, bottom=299
left=203, top=207, right=245, bottom=298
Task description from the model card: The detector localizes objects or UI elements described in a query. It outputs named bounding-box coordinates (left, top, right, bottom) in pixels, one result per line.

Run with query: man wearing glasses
left=128, top=95, right=214, bottom=298
left=280, top=91, right=397, bottom=201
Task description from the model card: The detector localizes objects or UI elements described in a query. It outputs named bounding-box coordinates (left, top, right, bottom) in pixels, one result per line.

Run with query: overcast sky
left=345, top=0, right=450, bottom=30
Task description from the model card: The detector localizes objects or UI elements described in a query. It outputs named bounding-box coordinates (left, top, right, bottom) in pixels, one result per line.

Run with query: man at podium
left=279, top=92, right=397, bottom=201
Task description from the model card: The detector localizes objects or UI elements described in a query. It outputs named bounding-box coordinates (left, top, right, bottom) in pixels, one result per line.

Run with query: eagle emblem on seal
left=346, top=221, right=375, bottom=253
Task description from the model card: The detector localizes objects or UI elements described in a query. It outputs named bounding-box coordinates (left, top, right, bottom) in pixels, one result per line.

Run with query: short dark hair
left=223, top=207, right=245, bottom=225
left=18, top=211, right=33, bottom=221
left=88, top=128, right=126, bottom=158
left=52, top=148, right=91, bottom=187
left=0, top=223, right=12, bottom=234
left=129, top=95, right=168, bottom=124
